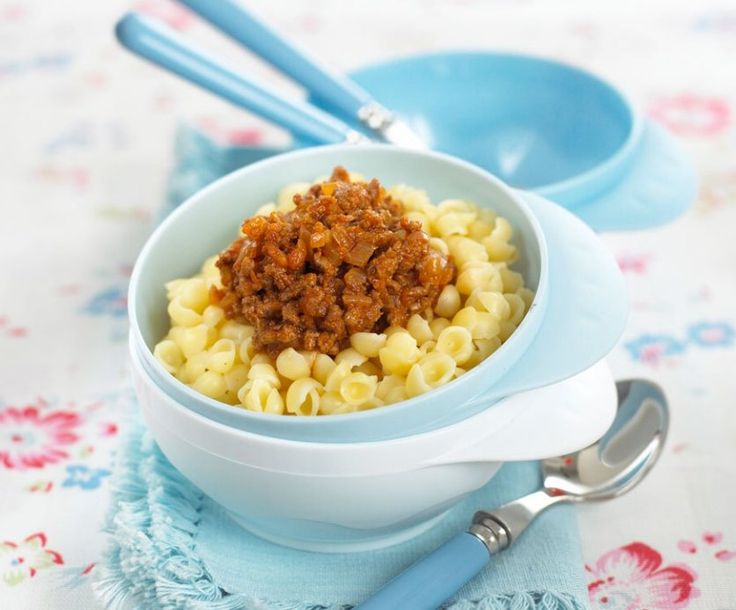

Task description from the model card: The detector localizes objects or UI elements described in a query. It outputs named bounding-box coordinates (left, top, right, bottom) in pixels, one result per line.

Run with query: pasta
left=239, top=379, right=284, bottom=414
left=207, top=339, right=236, bottom=374
left=153, top=340, right=183, bottom=374
left=406, top=314, right=434, bottom=345
left=275, top=348, right=311, bottom=380
left=312, top=353, right=337, bottom=386
left=339, top=372, right=378, bottom=406
left=378, top=331, right=420, bottom=376
left=154, top=173, right=534, bottom=416
left=408, top=353, right=456, bottom=395
left=248, top=363, right=281, bottom=388
left=435, top=326, right=474, bottom=365
left=286, top=378, right=322, bottom=416
left=350, top=332, right=387, bottom=358
left=434, top=285, right=461, bottom=319
left=192, top=370, right=227, bottom=400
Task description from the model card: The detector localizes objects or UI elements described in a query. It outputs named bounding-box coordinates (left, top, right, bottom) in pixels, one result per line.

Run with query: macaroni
left=350, top=332, right=387, bottom=358
left=286, top=377, right=322, bottom=416
left=276, top=348, right=311, bottom=381
left=154, top=178, right=534, bottom=416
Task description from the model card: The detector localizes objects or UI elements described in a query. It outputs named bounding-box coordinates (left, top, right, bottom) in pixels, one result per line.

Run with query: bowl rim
left=128, top=143, right=548, bottom=429
left=344, top=49, right=644, bottom=200
left=133, top=334, right=615, bottom=475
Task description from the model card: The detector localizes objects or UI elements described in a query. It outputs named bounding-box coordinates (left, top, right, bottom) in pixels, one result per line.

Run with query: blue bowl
left=130, top=144, right=627, bottom=443
left=307, top=52, right=695, bottom=231
left=321, top=53, right=636, bottom=193
left=317, top=52, right=697, bottom=231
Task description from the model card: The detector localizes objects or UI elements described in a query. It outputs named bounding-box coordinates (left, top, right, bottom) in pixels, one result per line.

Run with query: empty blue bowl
left=309, top=51, right=696, bottom=232
left=320, top=53, right=634, bottom=193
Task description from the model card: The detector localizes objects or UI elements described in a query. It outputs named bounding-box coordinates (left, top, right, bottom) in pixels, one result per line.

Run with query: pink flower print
left=587, top=542, right=699, bottom=609
left=715, top=550, right=736, bottom=562
left=0, top=315, right=29, bottom=338
left=135, top=0, right=195, bottom=31
left=625, top=334, right=686, bottom=365
left=26, top=480, right=53, bottom=493
left=99, top=422, right=118, bottom=437
left=649, top=95, right=731, bottom=137
left=677, top=531, right=736, bottom=562
left=1, top=533, right=63, bottom=586
left=617, top=254, right=650, bottom=274
left=0, top=406, right=81, bottom=470
left=0, top=5, right=25, bottom=23
left=702, top=532, right=723, bottom=545
left=687, top=321, right=735, bottom=348
left=226, top=128, right=264, bottom=146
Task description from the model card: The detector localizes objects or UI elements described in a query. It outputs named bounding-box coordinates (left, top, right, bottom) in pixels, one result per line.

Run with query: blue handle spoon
left=175, top=0, right=426, bottom=148
left=358, top=379, right=668, bottom=609
left=115, top=12, right=368, bottom=146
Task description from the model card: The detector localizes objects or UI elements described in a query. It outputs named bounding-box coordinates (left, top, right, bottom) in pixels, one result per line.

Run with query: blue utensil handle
left=356, top=532, right=489, bottom=610
left=115, top=13, right=359, bottom=145
left=177, top=0, right=372, bottom=118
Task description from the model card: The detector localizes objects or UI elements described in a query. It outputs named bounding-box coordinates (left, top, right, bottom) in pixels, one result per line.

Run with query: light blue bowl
left=129, top=144, right=627, bottom=443
left=274, top=51, right=695, bottom=232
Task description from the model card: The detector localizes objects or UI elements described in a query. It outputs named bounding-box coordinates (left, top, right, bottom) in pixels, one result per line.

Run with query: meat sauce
left=213, top=167, right=455, bottom=357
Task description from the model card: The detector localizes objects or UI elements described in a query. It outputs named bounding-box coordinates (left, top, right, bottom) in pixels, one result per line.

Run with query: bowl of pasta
left=131, top=330, right=617, bottom=551
left=129, top=144, right=627, bottom=443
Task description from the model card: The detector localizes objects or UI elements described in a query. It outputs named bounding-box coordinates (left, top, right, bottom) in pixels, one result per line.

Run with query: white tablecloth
left=1, top=1, right=735, bottom=608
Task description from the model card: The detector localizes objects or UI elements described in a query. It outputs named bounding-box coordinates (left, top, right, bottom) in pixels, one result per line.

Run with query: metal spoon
left=357, top=379, right=669, bottom=610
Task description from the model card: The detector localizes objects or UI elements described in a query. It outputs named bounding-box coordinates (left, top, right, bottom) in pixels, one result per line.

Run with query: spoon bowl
left=357, top=379, right=669, bottom=610
left=542, top=379, right=668, bottom=500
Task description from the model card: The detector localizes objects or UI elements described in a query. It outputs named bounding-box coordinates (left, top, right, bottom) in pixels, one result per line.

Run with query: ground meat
left=212, top=167, right=455, bottom=357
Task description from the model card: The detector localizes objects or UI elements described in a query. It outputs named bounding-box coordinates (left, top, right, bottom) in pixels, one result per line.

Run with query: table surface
left=1, top=0, right=735, bottom=608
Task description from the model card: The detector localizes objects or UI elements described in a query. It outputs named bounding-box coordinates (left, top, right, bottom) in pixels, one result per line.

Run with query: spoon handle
left=177, top=0, right=372, bottom=118
left=115, top=13, right=366, bottom=145
left=355, top=532, right=490, bottom=610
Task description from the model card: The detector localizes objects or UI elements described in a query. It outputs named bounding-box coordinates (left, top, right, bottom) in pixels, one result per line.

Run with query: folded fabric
left=95, top=124, right=590, bottom=610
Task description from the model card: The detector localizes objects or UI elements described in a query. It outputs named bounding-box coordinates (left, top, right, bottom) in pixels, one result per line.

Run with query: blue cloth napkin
left=96, top=125, right=590, bottom=610
left=97, top=421, right=588, bottom=610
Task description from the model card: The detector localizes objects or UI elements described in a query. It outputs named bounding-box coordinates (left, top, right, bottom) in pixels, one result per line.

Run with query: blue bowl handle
left=570, top=120, right=698, bottom=231
left=465, top=192, right=629, bottom=405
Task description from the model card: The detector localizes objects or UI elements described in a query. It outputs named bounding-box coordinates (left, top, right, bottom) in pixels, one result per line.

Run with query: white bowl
left=130, top=144, right=627, bottom=443
left=131, top=333, right=615, bottom=552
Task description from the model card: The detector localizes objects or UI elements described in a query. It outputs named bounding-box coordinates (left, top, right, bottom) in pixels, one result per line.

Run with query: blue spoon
left=357, top=379, right=668, bottom=609
left=115, top=13, right=369, bottom=146
left=115, top=9, right=425, bottom=149
left=175, top=0, right=425, bottom=148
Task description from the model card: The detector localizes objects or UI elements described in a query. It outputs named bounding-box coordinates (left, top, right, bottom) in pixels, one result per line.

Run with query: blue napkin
left=96, top=420, right=588, bottom=610
left=96, top=125, right=590, bottom=610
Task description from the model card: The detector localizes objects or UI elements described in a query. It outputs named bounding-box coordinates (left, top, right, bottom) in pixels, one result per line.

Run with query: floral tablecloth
left=1, top=0, right=735, bottom=608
